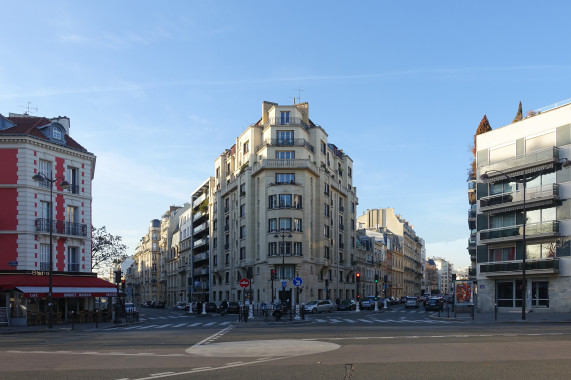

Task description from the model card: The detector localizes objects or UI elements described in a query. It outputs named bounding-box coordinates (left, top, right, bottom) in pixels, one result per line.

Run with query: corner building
left=210, top=101, right=359, bottom=305
left=475, top=101, right=571, bottom=313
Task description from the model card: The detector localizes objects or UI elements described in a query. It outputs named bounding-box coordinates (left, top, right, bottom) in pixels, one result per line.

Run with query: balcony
left=480, top=184, right=559, bottom=213
left=468, top=204, right=476, bottom=220
left=479, top=221, right=559, bottom=244
left=193, top=266, right=209, bottom=276
left=35, top=219, right=88, bottom=237
left=480, top=258, right=559, bottom=276
left=66, top=184, right=80, bottom=194
left=479, top=147, right=560, bottom=180
left=251, top=159, right=319, bottom=177
left=255, top=138, right=314, bottom=154
left=263, top=117, right=311, bottom=131
left=193, top=237, right=208, bottom=249
left=192, top=193, right=207, bottom=208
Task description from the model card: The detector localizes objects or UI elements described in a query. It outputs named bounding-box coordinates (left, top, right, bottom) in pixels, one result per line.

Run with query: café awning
left=0, top=273, right=117, bottom=298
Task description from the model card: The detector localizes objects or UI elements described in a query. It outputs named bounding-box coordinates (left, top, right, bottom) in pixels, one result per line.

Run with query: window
left=268, top=218, right=277, bottom=232
left=293, top=242, right=303, bottom=256
left=269, top=195, right=277, bottom=209
left=277, top=130, right=294, bottom=145
left=293, top=195, right=302, bottom=209
left=351, top=202, right=355, bottom=213
left=324, top=225, right=330, bottom=238
left=225, top=254, right=229, bottom=264
left=240, top=183, right=246, bottom=196
left=225, top=272, right=229, bottom=283
left=527, top=241, right=556, bottom=259
left=279, top=194, right=292, bottom=208
left=40, top=201, right=51, bottom=221
left=67, top=246, right=79, bottom=271
left=213, top=220, right=217, bottom=231
left=324, top=183, right=329, bottom=195
left=488, top=246, right=516, bottom=262
left=268, top=242, right=277, bottom=256
left=224, top=198, right=230, bottom=212
left=213, top=202, right=217, bottom=212
left=216, top=167, right=220, bottom=178
left=240, top=225, right=246, bottom=239
left=321, top=141, right=326, bottom=154
left=243, top=141, right=249, bottom=153
left=38, top=160, right=52, bottom=188
left=324, top=204, right=329, bottom=217
left=240, top=247, right=246, bottom=260
left=279, top=218, right=292, bottom=231
left=240, top=204, right=245, bottom=218
left=40, top=244, right=50, bottom=271
left=276, top=151, right=295, bottom=159
left=531, top=281, right=549, bottom=307
left=351, top=219, right=355, bottom=230
left=213, top=238, right=217, bottom=249
left=279, top=241, right=292, bottom=256
left=213, top=255, right=217, bottom=266
left=293, top=218, right=302, bottom=232
left=348, top=166, right=352, bottom=178
left=324, top=246, right=330, bottom=259
left=276, top=173, right=295, bottom=184
left=280, top=111, right=290, bottom=125
left=67, top=167, right=79, bottom=194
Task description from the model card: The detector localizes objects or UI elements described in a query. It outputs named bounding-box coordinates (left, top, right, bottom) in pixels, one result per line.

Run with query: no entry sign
left=239, top=278, right=250, bottom=288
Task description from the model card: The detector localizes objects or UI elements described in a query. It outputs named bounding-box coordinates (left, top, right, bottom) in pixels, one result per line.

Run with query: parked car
left=400, top=296, right=408, bottom=304
left=174, top=302, right=187, bottom=310
left=360, top=296, right=377, bottom=310
left=404, top=297, right=419, bottom=309
left=205, top=302, right=218, bottom=313
left=425, top=297, right=444, bottom=311
left=337, top=299, right=356, bottom=311
left=218, top=301, right=240, bottom=314
left=304, top=300, right=335, bottom=313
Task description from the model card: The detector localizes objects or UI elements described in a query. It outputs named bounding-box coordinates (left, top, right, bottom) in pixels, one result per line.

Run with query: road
left=1, top=306, right=570, bottom=379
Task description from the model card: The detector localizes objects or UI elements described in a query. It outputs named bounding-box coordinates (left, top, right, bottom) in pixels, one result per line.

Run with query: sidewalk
left=0, top=319, right=143, bottom=334
left=431, top=308, right=571, bottom=323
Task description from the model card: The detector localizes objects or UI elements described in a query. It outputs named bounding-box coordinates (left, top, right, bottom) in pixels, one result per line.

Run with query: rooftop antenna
left=19, top=101, right=38, bottom=115
left=293, top=87, right=304, bottom=104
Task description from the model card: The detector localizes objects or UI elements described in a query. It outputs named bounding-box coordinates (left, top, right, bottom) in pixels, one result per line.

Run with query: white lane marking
left=314, top=319, right=326, bottom=323
left=203, top=322, right=216, bottom=326
left=172, top=323, right=187, bottom=328
left=219, top=321, right=231, bottom=325
left=150, top=372, right=175, bottom=376
left=358, top=319, right=373, bottom=323
left=138, top=324, right=159, bottom=329
left=156, top=324, right=173, bottom=329
left=188, top=323, right=201, bottom=327
left=192, top=326, right=235, bottom=348
left=329, top=319, right=342, bottom=323
left=343, top=319, right=357, bottom=323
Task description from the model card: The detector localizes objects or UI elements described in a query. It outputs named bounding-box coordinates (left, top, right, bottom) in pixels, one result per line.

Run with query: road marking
left=192, top=326, right=235, bottom=348
left=358, top=319, right=373, bottom=323
left=343, top=319, right=357, bottom=323
left=329, top=319, right=342, bottom=323
left=138, top=324, right=159, bottom=329
left=314, top=319, right=326, bottom=323
left=219, top=321, right=231, bottom=325
left=150, top=372, right=175, bottom=376
left=156, top=324, right=173, bottom=329
left=203, top=322, right=216, bottom=326
left=172, top=323, right=187, bottom=328
left=188, top=323, right=201, bottom=327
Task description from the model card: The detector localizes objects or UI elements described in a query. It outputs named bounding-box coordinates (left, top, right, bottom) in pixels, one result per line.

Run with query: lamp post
left=274, top=230, right=292, bottom=304
left=480, top=159, right=570, bottom=321
left=32, top=172, right=69, bottom=328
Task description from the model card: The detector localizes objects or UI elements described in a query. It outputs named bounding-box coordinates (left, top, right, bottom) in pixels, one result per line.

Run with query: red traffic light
left=356, top=273, right=361, bottom=281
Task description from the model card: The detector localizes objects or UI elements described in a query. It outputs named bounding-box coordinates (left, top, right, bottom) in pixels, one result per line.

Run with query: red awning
left=0, top=273, right=117, bottom=298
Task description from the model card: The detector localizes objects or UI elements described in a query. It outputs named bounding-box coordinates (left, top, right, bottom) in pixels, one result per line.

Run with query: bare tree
left=91, top=226, right=128, bottom=271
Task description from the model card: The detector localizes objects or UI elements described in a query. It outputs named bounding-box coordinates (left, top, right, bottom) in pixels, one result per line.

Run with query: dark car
left=337, top=299, right=356, bottom=311
left=425, top=298, right=444, bottom=311
left=205, top=302, right=218, bottom=313
left=218, top=301, right=240, bottom=314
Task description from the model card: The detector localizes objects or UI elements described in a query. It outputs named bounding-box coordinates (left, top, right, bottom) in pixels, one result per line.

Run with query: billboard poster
left=454, top=281, right=474, bottom=306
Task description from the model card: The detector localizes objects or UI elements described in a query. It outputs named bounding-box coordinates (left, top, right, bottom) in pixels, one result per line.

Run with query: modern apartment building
left=189, top=178, right=214, bottom=303
left=209, top=101, right=359, bottom=305
left=357, top=208, right=424, bottom=297
left=0, top=113, right=115, bottom=326
left=475, top=100, right=571, bottom=313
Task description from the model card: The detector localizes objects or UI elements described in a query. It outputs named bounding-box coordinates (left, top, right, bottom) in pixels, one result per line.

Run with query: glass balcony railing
left=479, top=147, right=559, bottom=176
left=480, top=184, right=559, bottom=211
left=480, top=258, right=559, bottom=274
left=479, top=221, right=559, bottom=242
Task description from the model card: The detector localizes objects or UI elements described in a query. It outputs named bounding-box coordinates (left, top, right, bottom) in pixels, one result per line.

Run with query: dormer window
left=53, top=127, right=62, bottom=140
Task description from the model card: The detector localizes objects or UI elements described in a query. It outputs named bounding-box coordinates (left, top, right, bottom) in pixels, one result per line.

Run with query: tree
left=91, top=226, right=128, bottom=271
left=467, top=115, right=492, bottom=180
left=513, top=101, right=523, bottom=122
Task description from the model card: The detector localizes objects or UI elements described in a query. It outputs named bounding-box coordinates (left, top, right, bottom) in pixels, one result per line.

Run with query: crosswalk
left=112, top=314, right=457, bottom=331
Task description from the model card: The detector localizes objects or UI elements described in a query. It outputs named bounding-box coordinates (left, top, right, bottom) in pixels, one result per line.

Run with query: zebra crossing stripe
left=156, top=324, right=173, bottom=328
left=188, top=323, right=201, bottom=327
left=138, top=324, right=159, bottom=329
left=172, top=323, right=187, bottom=328
left=219, top=321, right=231, bottom=325
left=203, top=322, right=216, bottom=326
left=358, top=319, right=373, bottom=323
left=329, top=319, right=342, bottom=323
left=314, top=319, right=326, bottom=323
left=343, top=319, right=357, bottom=323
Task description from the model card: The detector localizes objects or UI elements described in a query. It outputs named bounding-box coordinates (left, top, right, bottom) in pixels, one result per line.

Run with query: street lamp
left=274, top=230, right=292, bottom=304
left=480, top=159, right=570, bottom=321
left=32, top=172, right=70, bottom=328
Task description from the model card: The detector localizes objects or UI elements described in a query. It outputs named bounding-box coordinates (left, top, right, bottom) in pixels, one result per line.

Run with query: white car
left=404, top=297, right=420, bottom=309
left=174, top=302, right=187, bottom=310
left=304, top=300, right=335, bottom=313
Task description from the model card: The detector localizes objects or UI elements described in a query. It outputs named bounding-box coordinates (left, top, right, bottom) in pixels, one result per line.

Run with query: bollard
left=300, top=304, right=305, bottom=320
left=447, top=302, right=450, bottom=318
left=494, top=303, right=497, bottom=321
left=71, top=311, right=75, bottom=330
left=95, top=309, right=99, bottom=328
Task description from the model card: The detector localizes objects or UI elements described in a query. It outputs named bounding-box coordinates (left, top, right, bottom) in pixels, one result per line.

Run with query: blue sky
left=2, top=1, right=571, bottom=269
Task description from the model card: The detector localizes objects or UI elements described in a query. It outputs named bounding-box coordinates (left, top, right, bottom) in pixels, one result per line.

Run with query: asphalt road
left=1, top=307, right=571, bottom=380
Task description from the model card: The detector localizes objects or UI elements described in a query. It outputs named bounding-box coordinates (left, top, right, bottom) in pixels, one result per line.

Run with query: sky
left=2, top=0, right=571, bottom=270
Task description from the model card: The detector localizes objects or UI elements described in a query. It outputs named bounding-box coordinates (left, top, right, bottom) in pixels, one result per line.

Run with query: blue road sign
left=293, top=277, right=302, bottom=287
left=282, top=280, right=287, bottom=288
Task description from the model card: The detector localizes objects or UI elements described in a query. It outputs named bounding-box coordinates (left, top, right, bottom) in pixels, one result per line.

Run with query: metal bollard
left=495, top=303, right=497, bottom=321
left=71, top=311, right=75, bottom=330
left=95, top=309, right=98, bottom=328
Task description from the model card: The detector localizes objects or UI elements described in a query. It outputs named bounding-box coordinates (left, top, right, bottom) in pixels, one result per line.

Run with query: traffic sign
left=293, top=277, right=302, bottom=287
left=239, top=278, right=250, bottom=288
left=281, top=280, right=287, bottom=288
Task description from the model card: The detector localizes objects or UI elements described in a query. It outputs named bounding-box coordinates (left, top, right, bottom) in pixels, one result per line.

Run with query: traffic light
left=271, top=269, right=276, bottom=280
left=121, top=279, right=125, bottom=292
left=452, top=274, right=457, bottom=282
left=356, top=273, right=361, bottom=282
left=114, top=270, right=122, bottom=284
left=374, top=274, right=379, bottom=283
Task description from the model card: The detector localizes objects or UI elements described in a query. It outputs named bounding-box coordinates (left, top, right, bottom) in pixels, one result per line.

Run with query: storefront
left=0, top=273, right=117, bottom=326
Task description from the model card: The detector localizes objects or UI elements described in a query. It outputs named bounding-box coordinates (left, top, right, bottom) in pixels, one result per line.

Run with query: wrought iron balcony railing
left=35, top=218, right=88, bottom=237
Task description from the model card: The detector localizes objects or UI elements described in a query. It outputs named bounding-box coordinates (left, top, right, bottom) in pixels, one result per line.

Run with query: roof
left=0, top=115, right=89, bottom=153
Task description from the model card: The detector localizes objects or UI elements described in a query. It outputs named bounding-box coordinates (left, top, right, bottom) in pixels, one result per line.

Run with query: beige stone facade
left=209, top=101, right=359, bottom=305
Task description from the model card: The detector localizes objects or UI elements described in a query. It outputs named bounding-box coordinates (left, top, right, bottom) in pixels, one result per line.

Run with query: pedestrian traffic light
left=356, top=273, right=361, bottom=282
